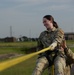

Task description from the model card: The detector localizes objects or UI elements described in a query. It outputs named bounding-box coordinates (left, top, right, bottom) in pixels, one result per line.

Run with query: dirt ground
left=0, top=53, right=23, bottom=60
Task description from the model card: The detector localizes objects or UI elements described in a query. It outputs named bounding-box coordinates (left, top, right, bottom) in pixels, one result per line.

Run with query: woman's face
left=43, top=18, right=53, bottom=30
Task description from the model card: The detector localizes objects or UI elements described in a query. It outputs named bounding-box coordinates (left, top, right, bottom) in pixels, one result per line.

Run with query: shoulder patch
left=59, top=29, right=64, bottom=34
left=57, top=28, right=64, bottom=34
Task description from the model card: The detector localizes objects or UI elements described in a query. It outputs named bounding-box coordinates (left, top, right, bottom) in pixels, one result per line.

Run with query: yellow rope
left=52, top=65, right=54, bottom=75
left=0, top=46, right=52, bottom=71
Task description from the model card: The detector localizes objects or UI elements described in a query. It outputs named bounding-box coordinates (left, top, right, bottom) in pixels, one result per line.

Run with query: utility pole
left=10, top=26, right=12, bottom=37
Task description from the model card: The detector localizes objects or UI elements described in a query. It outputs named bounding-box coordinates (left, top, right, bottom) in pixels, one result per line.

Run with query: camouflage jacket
left=65, top=48, right=74, bottom=63
left=37, top=27, right=64, bottom=56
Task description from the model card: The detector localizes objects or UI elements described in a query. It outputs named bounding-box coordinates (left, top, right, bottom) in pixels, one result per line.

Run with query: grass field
left=0, top=41, right=37, bottom=54
left=0, top=41, right=74, bottom=75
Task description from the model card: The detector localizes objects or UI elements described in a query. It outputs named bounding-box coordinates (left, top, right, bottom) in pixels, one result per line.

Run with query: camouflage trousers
left=71, top=64, right=74, bottom=75
left=66, top=49, right=74, bottom=75
left=54, top=55, right=66, bottom=75
left=32, top=55, right=66, bottom=75
left=66, top=49, right=74, bottom=62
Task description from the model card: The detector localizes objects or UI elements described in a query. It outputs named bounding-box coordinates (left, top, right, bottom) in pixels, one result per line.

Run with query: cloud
left=1, top=0, right=72, bottom=6
left=0, top=0, right=73, bottom=20
left=0, top=0, right=74, bottom=38
left=0, top=0, right=73, bottom=16
left=48, top=5, right=69, bottom=11
left=0, top=0, right=73, bottom=11
left=4, top=0, right=72, bottom=2
left=11, top=0, right=74, bottom=4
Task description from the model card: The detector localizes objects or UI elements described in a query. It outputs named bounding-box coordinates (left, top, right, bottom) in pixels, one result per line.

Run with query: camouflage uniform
left=64, top=48, right=74, bottom=63
left=32, top=27, right=66, bottom=75
left=64, top=48, right=74, bottom=75
left=71, top=64, right=74, bottom=75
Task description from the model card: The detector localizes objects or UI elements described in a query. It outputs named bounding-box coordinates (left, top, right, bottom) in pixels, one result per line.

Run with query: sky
left=0, top=0, right=74, bottom=38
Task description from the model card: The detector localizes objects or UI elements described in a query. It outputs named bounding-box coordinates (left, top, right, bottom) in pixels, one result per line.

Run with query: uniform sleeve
left=53, top=28, right=64, bottom=45
left=65, top=48, right=74, bottom=63
left=36, top=36, right=44, bottom=57
left=36, top=32, right=44, bottom=51
left=37, top=39, right=43, bottom=51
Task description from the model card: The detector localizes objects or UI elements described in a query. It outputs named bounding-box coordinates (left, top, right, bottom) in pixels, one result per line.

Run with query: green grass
left=0, top=41, right=37, bottom=47
left=0, top=41, right=74, bottom=75
left=0, top=41, right=37, bottom=54
left=0, top=55, right=37, bottom=75
left=66, top=40, right=74, bottom=46
left=0, top=41, right=49, bottom=75
left=66, top=40, right=74, bottom=52
left=0, top=55, right=49, bottom=75
left=66, top=40, right=74, bottom=44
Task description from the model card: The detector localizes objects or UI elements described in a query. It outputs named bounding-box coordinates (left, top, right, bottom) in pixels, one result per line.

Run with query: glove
left=50, top=41, right=57, bottom=50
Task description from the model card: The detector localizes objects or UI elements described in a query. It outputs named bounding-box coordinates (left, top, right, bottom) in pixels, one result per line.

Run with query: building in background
left=0, top=37, right=16, bottom=42
left=65, top=32, right=74, bottom=40
left=4, top=37, right=16, bottom=42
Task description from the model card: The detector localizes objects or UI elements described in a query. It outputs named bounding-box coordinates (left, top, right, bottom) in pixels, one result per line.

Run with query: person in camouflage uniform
left=62, top=40, right=74, bottom=63
left=32, top=15, right=66, bottom=75
left=61, top=40, right=74, bottom=75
